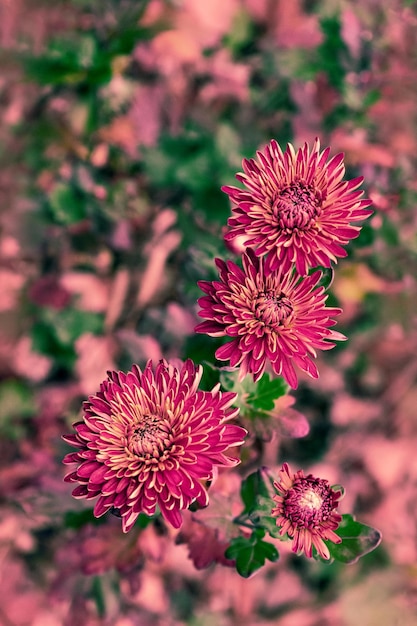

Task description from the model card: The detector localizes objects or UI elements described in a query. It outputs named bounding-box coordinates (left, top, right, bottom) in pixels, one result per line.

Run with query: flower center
left=273, top=182, right=322, bottom=232
left=127, top=414, right=173, bottom=459
left=254, top=291, right=293, bottom=328
left=283, top=477, right=334, bottom=529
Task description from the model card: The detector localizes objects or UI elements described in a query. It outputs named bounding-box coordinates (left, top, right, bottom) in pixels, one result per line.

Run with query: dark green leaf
left=362, top=88, right=381, bottom=108
left=64, top=508, right=103, bottom=529
left=325, top=514, right=382, bottom=564
left=49, top=184, right=87, bottom=225
left=90, top=577, right=106, bottom=618
left=380, top=215, right=399, bottom=246
left=318, top=15, right=349, bottom=92
left=353, top=221, right=375, bottom=248
left=225, top=529, right=279, bottom=578
left=240, top=470, right=270, bottom=515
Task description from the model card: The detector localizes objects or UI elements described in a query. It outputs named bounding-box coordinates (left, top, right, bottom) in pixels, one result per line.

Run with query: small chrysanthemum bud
left=271, top=463, right=344, bottom=560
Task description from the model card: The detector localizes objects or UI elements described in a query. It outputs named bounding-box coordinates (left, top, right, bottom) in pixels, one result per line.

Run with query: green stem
left=232, top=514, right=257, bottom=530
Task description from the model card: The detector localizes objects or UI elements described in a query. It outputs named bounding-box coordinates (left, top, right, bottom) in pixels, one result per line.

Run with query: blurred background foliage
left=1, top=0, right=417, bottom=624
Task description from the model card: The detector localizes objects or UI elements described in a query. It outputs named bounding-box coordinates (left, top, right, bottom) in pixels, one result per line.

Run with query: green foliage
left=240, top=469, right=271, bottom=514
left=142, top=127, right=235, bottom=246
left=48, top=183, right=88, bottom=225
left=223, top=9, right=257, bottom=58
left=22, top=2, right=158, bottom=90
left=317, top=15, right=350, bottom=92
left=225, top=529, right=279, bottom=578
left=220, top=370, right=288, bottom=416
left=181, top=336, right=225, bottom=377
left=90, top=576, right=106, bottom=618
left=64, top=508, right=103, bottom=529
left=380, top=215, right=400, bottom=246
left=237, top=470, right=282, bottom=539
left=324, top=514, right=382, bottom=564
left=0, top=379, right=36, bottom=438
left=246, top=374, right=288, bottom=411
left=23, top=35, right=112, bottom=87
left=31, top=308, right=104, bottom=369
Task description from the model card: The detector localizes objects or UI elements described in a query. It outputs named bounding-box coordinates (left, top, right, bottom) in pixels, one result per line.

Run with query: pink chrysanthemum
left=63, top=359, right=246, bottom=532
left=223, top=138, right=373, bottom=275
left=271, top=463, right=343, bottom=559
left=195, top=249, right=345, bottom=389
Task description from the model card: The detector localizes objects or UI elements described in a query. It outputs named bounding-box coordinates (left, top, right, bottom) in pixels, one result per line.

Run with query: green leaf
left=325, top=514, right=382, bottom=564
left=225, top=529, right=279, bottom=578
left=0, top=379, right=36, bottom=438
left=380, top=215, right=399, bottom=246
left=236, top=470, right=283, bottom=539
left=240, top=470, right=270, bottom=514
left=49, top=184, right=87, bottom=225
left=219, top=370, right=288, bottom=415
left=31, top=308, right=104, bottom=369
left=246, top=373, right=288, bottom=411
left=90, top=577, right=106, bottom=618
left=64, top=508, right=102, bottom=529
left=317, top=15, right=349, bottom=92
left=353, top=221, right=375, bottom=248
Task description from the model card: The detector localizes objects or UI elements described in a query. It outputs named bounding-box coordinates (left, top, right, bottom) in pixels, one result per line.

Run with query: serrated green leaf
left=325, top=514, right=382, bottom=564
left=246, top=373, right=288, bottom=411
left=225, top=530, right=279, bottom=578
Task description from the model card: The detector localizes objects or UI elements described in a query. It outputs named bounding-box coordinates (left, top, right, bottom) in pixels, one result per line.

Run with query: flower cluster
left=196, top=138, right=371, bottom=388
left=63, top=139, right=371, bottom=560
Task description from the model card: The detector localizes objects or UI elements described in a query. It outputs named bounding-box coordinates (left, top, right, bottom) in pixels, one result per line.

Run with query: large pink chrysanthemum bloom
left=271, top=463, right=343, bottom=560
left=222, top=138, right=373, bottom=275
left=195, top=249, right=345, bottom=389
left=63, top=359, right=246, bottom=532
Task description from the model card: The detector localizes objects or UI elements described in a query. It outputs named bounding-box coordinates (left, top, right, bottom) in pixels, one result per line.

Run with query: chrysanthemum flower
left=63, top=359, right=246, bottom=532
left=195, top=249, right=345, bottom=389
left=271, top=463, right=343, bottom=559
left=223, top=138, right=372, bottom=275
